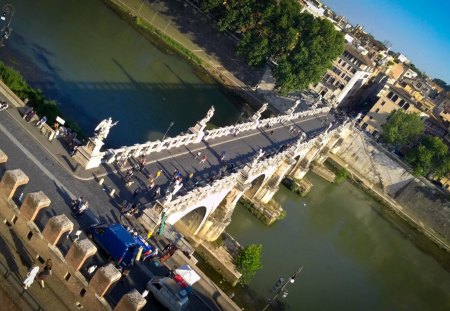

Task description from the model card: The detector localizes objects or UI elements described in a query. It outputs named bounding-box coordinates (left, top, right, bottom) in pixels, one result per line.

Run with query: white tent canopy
left=175, top=265, right=201, bottom=285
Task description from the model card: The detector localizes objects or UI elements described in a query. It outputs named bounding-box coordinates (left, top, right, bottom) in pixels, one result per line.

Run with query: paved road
left=0, top=101, right=333, bottom=310
left=0, top=110, right=218, bottom=311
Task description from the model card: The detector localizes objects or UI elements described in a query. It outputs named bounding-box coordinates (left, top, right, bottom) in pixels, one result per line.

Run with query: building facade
left=360, top=86, right=424, bottom=137
left=312, top=44, right=375, bottom=107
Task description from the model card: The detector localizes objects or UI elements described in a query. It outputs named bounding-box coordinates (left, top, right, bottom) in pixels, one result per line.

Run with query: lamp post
left=0, top=3, right=15, bottom=47
left=235, top=112, right=244, bottom=125
left=162, top=121, right=174, bottom=141
left=137, top=0, right=146, bottom=15
left=262, top=266, right=303, bottom=311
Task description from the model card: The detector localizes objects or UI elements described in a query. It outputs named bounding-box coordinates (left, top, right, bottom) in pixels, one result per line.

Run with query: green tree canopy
left=381, top=110, right=424, bottom=145
left=200, top=0, right=344, bottom=93
left=406, top=136, right=450, bottom=177
left=236, top=244, right=263, bottom=285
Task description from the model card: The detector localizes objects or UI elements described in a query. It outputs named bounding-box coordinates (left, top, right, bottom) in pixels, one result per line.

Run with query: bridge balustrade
left=106, top=106, right=332, bottom=163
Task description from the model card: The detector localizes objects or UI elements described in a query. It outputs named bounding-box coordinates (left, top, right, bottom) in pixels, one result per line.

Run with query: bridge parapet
left=105, top=106, right=332, bottom=164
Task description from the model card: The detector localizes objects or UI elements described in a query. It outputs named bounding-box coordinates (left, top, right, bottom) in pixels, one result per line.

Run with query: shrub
left=236, top=244, right=263, bottom=285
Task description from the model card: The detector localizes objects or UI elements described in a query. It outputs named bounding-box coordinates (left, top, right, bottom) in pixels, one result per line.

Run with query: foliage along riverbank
left=0, top=61, right=84, bottom=138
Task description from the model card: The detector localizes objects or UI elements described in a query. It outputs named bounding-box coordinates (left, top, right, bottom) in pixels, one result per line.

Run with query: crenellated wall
left=0, top=149, right=146, bottom=311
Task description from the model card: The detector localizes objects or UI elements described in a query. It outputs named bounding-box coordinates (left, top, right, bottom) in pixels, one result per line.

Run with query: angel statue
left=198, top=106, right=215, bottom=128
left=252, top=102, right=268, bottom=121
left=93, top=117, right=118, bottom=142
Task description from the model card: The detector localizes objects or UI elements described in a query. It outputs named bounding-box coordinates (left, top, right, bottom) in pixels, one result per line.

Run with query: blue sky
left=321, top=0, right=450, bottom=82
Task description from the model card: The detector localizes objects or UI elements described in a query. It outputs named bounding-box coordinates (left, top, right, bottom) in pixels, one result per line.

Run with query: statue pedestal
left=189, top=123, right=206, bottom=143
left=73, top=138, right=105, bottom=170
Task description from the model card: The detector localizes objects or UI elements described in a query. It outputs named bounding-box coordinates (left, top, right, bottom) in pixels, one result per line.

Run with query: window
left=398, top=99, right=405, bottom=107
left=375, top=108, right=380, bottom=113
left=387, top=91, right=394, bottom=99
left=369, top=116, right=373, bottom=120
left=391, top=95, right=398, bottom=102
left=380, top=101, right=385, bottom=106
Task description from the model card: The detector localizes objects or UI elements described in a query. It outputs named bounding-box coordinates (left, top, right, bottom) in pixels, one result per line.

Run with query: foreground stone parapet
left=0, top=169, right=29, bottom=199
left=65, top=239, right=97, bottom=271
left=20, top=191, right=51, bottom=221
left=0, top=149, right=7, bottom=164
left=89, top=263, right=121, bottom=297
left=43, top=214, right=74, bottom=246
left=114, top=289, right=146, bottom=311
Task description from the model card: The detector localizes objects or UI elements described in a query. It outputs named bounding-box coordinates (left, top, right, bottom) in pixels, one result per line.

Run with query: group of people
left=0, top=100, right=8, bottom=111
left=22, top=259, right=52, bottom=290
left=72, top=197, right=89, bottom=216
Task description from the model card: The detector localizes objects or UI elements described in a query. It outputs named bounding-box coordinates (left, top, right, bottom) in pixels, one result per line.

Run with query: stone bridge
left=73, top=101, right=352, bottom=245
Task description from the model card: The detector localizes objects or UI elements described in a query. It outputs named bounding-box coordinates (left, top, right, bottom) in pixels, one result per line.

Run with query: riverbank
left=102, top=0, right=264, bottom=112
left=328, top=152, right=450, bottom=255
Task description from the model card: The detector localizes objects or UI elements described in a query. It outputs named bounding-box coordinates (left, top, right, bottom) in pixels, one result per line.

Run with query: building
left=403, top=68, right=418, bottom=79
left=300, top=0, right=325, bottom=18
left=360, top=85, right=426, bottom=137
left=312, top=43, right=375, bottom=107
left=398, top=53, right=410, bottom=64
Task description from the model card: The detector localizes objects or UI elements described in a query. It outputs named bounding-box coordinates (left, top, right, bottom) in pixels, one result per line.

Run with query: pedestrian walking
left=155, top=169, right=162, bottom=179
left=137, top=154, right=146, bottom=172
left=133, top=188, right=141, bottom=198
left=23, top=108, right=35, bottom=122
left=194, top=151, right=202, bottom=159
left=220, top=152, right=226, bottom=161
left=269, top=129, right=274, bottom=135
left=23, top=265, right=40, bottom=289
left=125, top=169, right=134, bottom=186
left=37, top=259, right=52, bottom=288
left=120, top=268, right=130, bottom=284
left=199, top=155, right=207, bottom=164
left=35, top=116, right=48, bottom=128
left=151, top=187, right=161, bottom=200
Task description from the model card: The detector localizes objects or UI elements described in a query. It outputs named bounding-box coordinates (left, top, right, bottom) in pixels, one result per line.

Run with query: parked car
left=147, top=276, right=189, bottom=311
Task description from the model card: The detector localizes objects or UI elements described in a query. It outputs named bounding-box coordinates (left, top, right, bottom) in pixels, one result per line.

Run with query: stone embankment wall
left=0, top=149, right=146, bottom=311
left=331, top=129, right=450, bottom=251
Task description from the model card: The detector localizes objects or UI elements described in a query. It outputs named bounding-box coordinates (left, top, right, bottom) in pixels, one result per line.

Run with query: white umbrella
left=175, top=265, right=201, bottom=286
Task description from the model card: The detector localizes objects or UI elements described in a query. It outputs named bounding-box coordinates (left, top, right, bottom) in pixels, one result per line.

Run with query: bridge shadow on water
left=0, top=40, right=266, bottom=149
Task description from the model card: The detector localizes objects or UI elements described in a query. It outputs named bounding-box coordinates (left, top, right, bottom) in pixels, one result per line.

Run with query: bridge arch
left=169, top=206, right=208, bottom=238
left=244, top=173, right=267, bottom=199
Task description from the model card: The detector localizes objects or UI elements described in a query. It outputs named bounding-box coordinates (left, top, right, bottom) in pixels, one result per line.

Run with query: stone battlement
left=0, top=149, right=146, bottom=311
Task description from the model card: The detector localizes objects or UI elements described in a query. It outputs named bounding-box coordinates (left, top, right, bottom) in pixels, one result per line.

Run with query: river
left=2, top=1, right=450, bottom=310
left=227, top=173, right=450, bottom=310
left=0, top=0, right=241, bottom=148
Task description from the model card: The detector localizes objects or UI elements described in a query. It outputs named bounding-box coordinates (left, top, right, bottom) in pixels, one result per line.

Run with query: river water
left=2, top=1, right=450, bottom=310
left=227, top=173, right=450, bottom=310
left=1, top=0, right=241, bottom=148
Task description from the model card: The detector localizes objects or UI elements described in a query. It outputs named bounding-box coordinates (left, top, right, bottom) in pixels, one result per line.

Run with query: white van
left=147, top=276, right=189, bottom=311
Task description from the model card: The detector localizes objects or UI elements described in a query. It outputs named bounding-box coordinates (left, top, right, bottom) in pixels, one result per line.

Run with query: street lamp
left=162, top=121, right=174, bottom=141
left=235, top=112, right=244, bottom=125
left=262, top=266, right=303, bottom=311
left=0, top=3, right=15, bottom=47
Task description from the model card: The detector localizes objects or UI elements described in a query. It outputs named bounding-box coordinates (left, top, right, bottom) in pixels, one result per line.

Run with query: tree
left=335, top=168, right=348, bottom=184
left=381, top=110, right=424, bottom=145
left=199, top=0, right=344, bottom=93
left=274, top=15, right=344, bottom=94
left=236, top=244, right=263, bottom=285
left=432, top=78, right=450, bottom=92
left=406, top=136, right=450, bottom=177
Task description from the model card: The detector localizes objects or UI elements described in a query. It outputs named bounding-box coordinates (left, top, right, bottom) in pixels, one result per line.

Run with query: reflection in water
left=227, top=173, right=450, bottom=311
left=1, top=0, right=241, bottom=148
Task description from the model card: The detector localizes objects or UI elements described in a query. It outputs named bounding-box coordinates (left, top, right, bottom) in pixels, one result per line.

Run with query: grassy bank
left=102, top=0, right=206, bottom=72
left=102, top=0, right=252, bottom=110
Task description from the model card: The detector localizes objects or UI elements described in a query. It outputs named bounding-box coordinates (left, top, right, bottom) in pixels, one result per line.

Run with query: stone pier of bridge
left=137, top=122, right=352, bottom=247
